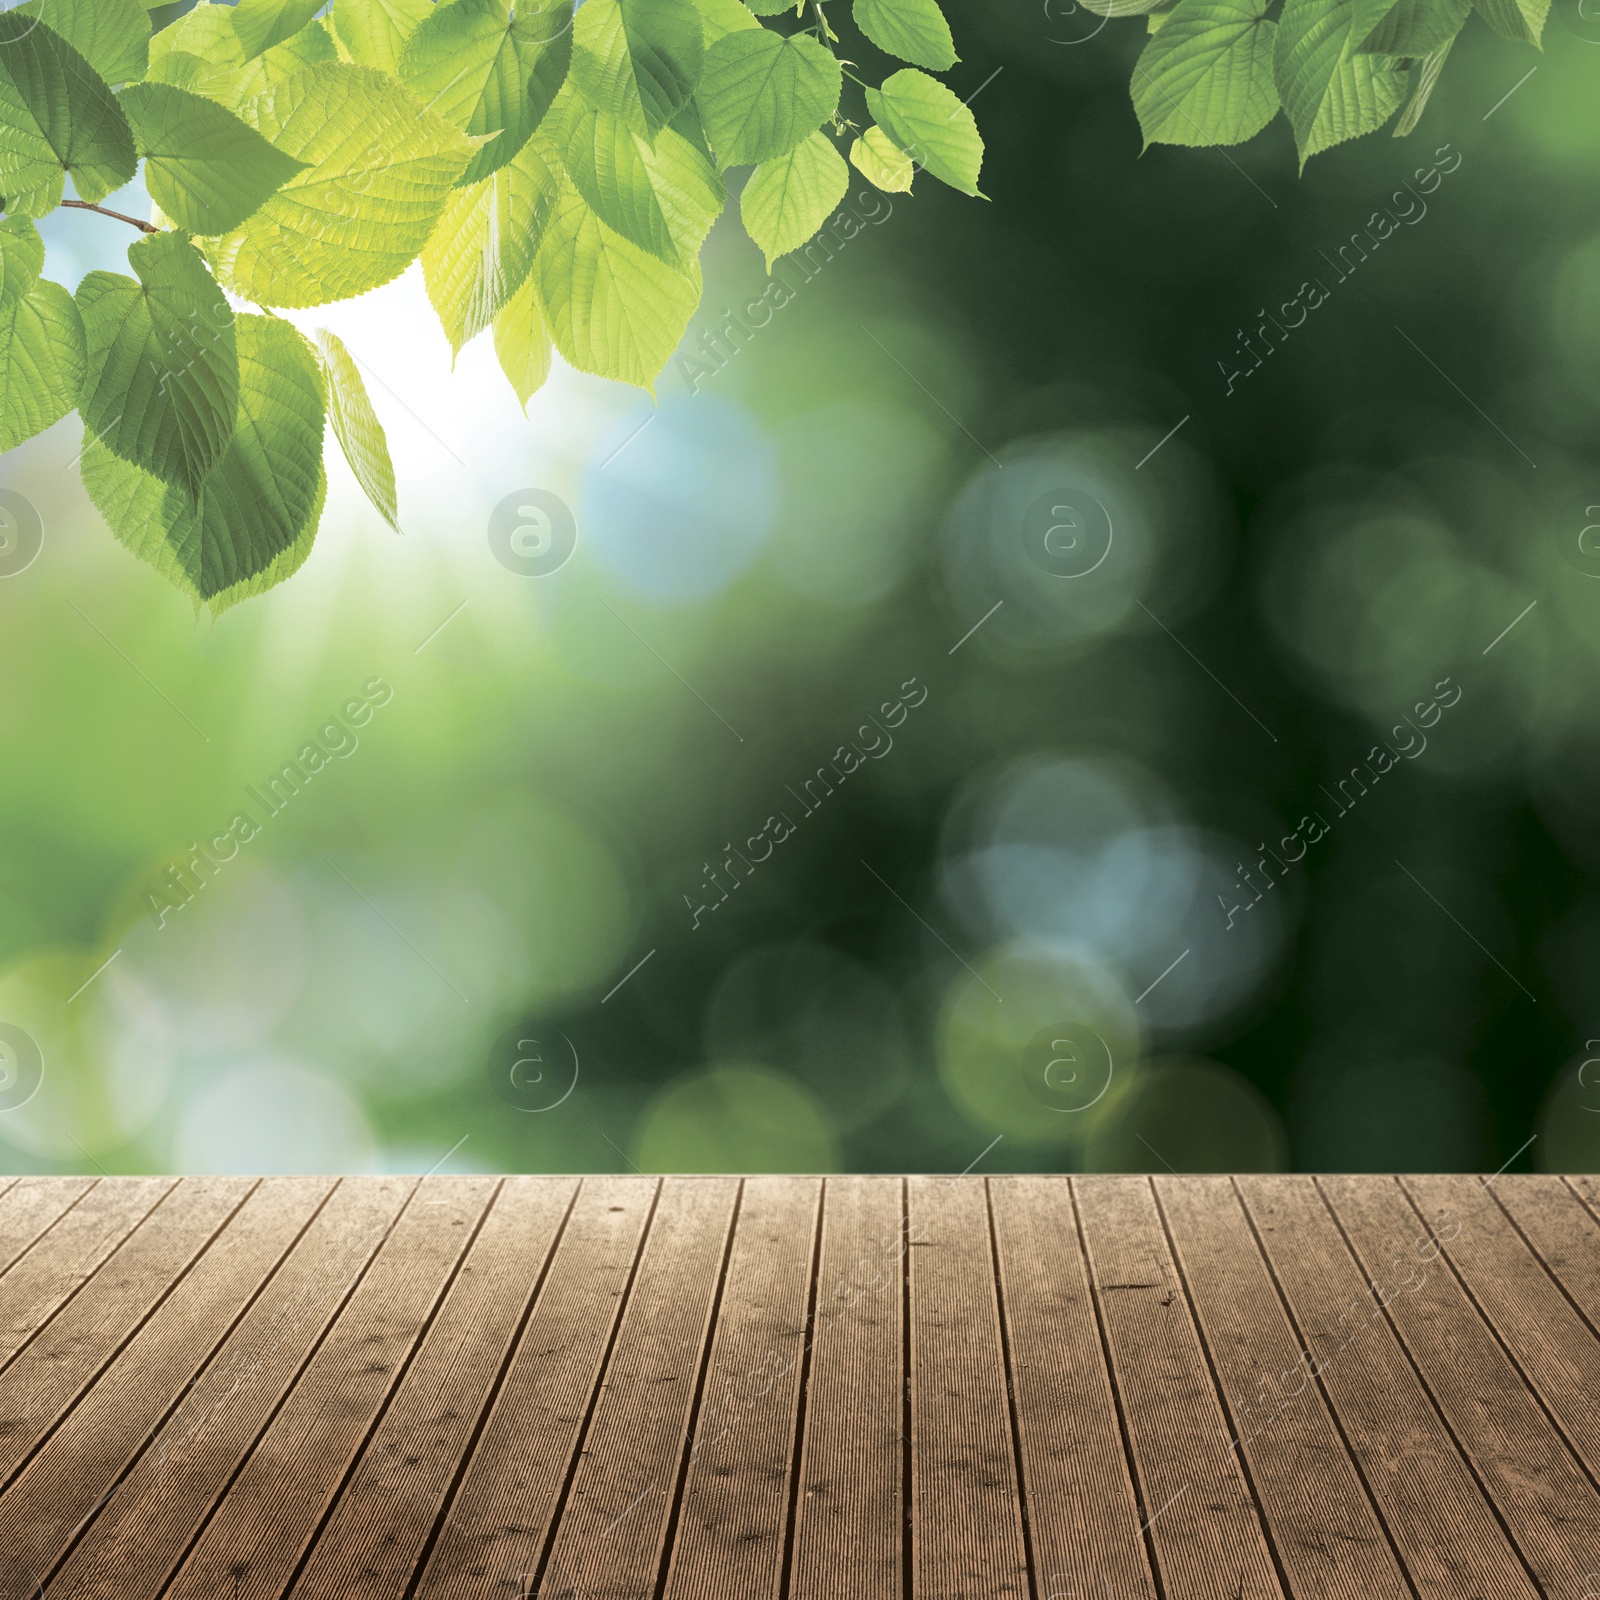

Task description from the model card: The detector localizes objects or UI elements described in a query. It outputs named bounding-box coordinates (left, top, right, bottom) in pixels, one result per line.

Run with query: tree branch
left=60, top=199, right=158, bottom=234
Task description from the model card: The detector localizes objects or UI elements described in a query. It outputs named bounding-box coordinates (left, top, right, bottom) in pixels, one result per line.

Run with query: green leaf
left=144, top=5, right=246, bottom=102
left=536, top=186, right=701, bottom=390
left=571, top=0, right=705, bottom=137
left=493, top=269, right=554, bottom=410
left=1470, top=0, right=1546, bottom=44
left=10, top=0, right=150, bottom=86
left=698, top=28, right=840, bottom=167
left=400, top=0, right=573, bottom=186
left=315, top=327, right=399, bottom=532
left=741, top=129, right=847, bottom=269
left=1356, top=0, right=1470, bottom=54
left=0, top=12, right=136, bottom=215
left=329, top=0, right=434, bottom=74
left=853, top=0, right=957, bottom=70
left=421, top=131, right=562, bottom=354
left=231, top=0, right=326, bottom=58
left=865, top=67, right=983, bottom=193
left=76, top=232, right=238, bottom=505
left=82, top=312, right=326, bottom=604
left=0, top=277, right=84, bottom=454
left=118, top=81, right=307, bottom=233
left=1392, top=35, right=1450, bottom=133
left=202, top=62, right=477, bottom=309
left=849, top=124, right=914, bottom=190
left=0, top=218, right=45, bottom=308
left=204, top=476, right=324, bottom=617
left=551, top=81, right=723, bottom=264
left=225, top=19, right=339, bottom=106
left=1131, top=0, right=1279, bottom=148
left=696, top=0, right=763, bottom=42
left=1274, top=0, right=1406, bottom=163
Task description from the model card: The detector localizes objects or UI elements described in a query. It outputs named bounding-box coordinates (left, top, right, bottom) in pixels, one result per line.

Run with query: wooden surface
left=1, top=1175, right=1599, bottom=1598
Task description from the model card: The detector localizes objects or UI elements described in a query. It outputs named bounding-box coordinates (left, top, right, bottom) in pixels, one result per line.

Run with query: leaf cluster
left=1112, top=0, right=1543, bottom=164
left=0, top=0, right=981, bottom=609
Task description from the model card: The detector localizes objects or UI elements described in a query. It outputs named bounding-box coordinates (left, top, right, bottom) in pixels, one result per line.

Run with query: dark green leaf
left=1131, top=0, right=1279, bottom=147
left=10, top=0, right=150, bottom=85
left=76, top=230, right=238, bottom=504
left=231, top=0, right=326, bottom=59
left=1357, top=0, right=1470, bottom=55
left=571, top=0, right=704, bottom=137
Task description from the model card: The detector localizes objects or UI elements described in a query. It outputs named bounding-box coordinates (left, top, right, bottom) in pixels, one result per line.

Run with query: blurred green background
left=2, top=0, right=1599, bottom=1177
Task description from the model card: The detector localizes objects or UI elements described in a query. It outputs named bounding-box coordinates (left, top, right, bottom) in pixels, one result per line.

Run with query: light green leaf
left=741, top=129, right=847, bottom=269
left=232, top=0, right=325, bottom=58
left=1470, top=0, right=1546, bottom=43
left=202, top=63, right=477, bottom=309
left=0, top=277, right=83, bottom=454
left=698, top=28, right=840, bottom=167
left=536, top=186, right=701, bottom=390
left=144, top=6, right=247, bottom=102
left=1393, top=35, right=1450, bottom=133
left=118, top=82, right=307, bottom=233
left=853, top=0, right=957, bottom=70
left=0, top=13, right=136, bottom=215
left=865, top=66, right=983, bottom=193
left=1356, top=0, right=1469, bottom=53
left=82, top=313, right=326, bottom=604
left=571, top=0, right=705, bottom=137
left=11, top=0, right=149, bottom=85
left=400, top=0, right=572, bottom=185
left=1081, top=0, right=1178, bottom=16
left=421, top=131, right=562, bottom=354
left=315, top=327, right=399, bottom=532
left=0, top=218, right=45, bottom=308
left=551, top=81, right=723, bottom=263
left=849, top=124, right=914, bottom=190
left=493, top=269, right=554, bottom=410
left=225, top=19, right=339, bottom=106
left=695, top=0, right=762, bottom=42
left=77, top=232, right=238, bottom=505
left=1274, top=0, right=1406, bottom=163
left=1131, top=0, right=1278, bottom=147
left=329, top=0, right=434, bottom=73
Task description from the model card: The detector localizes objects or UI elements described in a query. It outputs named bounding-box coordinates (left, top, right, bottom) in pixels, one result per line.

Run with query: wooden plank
left=662, top=1176, right=820, bottom=1600
left=524, top=1176, right=741, bottom=1600
left=0, top=1175, right=96, bottom=1278
left=412, top=1176, right=659, bottom=1600
left=1321, top=1174, right=1600, bottom=1593
left=1237, top=1176, right=1542, bottom=1600
left=787, top=1175, right=903, bottom=1600
left=1074, top=1176, right=1286, bottom=1600
left=905, top=1175, right=1029, bottom=1600
left=1407, top=1174, right=1600, bottom=1479
left=989, top=1175, right=1157, bottom=1600
left=0, top=1174, right=174, bottom=1372
left=46, top=1176, right=416, bottom=1600
left=0, top=1175, right=244, bottom=1488
left=285, top=1176, right=579, bottom=1600
left=163, top=1174, right=500, bottom=1600
left=0, top=1176, right=325, bottom=1600
left=1497, top=1175, right=1600, bottom=1329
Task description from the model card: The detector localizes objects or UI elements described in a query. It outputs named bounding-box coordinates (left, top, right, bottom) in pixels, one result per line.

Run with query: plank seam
left=651, top=1177, right=748, bottom=1600
left=17, top=1177, right=336, bottom=1596
left=983, top=1177, right=1039, bottom=1600
left=1227, top=1179, right=1423, bottom=1600
left=1067, top=1178, right=1169, bottom=1600
left=777, top=1177, right=826, bottom=1600
left=1146, top=1177, right=1297, bottom=1600
left=0, top=1177, right=263, bottom=1503
left=1482, top=1179, right=1600, bottom=1349
left=279, top=1177, right=510, bottom=1598
left=392, top=1176, right=585, bottom=1600
left=468, top=1175, right=664, bottom=1600
left=1310, top=1175, right=1552, bottom=1596
left=147, top=1176, right=443, bottom=1599
left=1388, top=1176, right=1600, bottom=1503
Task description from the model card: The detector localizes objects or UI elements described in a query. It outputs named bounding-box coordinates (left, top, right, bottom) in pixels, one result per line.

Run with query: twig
left=60, top=199, right=157, bottom=234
